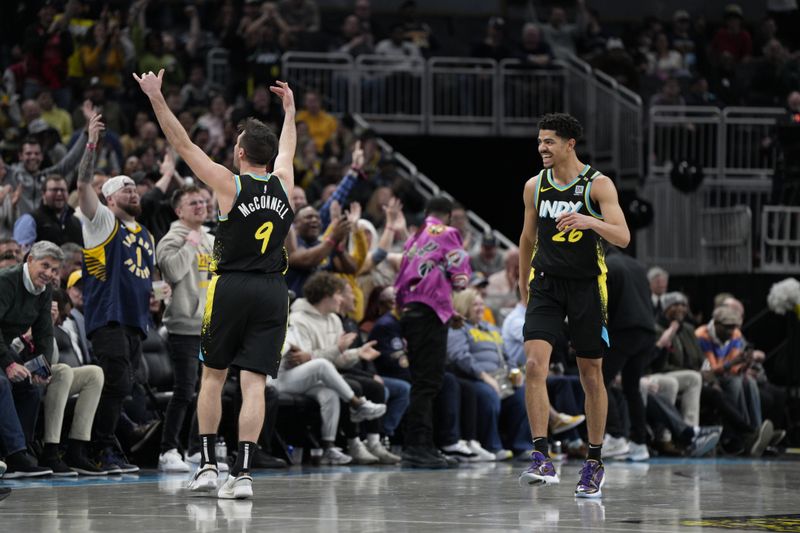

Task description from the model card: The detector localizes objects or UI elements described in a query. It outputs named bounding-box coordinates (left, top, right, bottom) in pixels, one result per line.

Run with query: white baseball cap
left=102, top=175, right=136, bottom=199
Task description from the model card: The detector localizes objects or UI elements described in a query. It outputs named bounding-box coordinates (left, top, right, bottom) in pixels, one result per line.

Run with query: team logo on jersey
left=575, top=185, right=584, bottom=195
left=539, top=199, right=583, bottom=220
left=446, top=249, right=467, bottom=267
left=390, top=337, right=405, bottom=352
left=427, top=224, right=445, bottom=235
left=417, top=260, right=436, bottom=277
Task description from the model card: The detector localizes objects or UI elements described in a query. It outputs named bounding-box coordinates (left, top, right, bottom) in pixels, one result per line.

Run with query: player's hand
left=269, top=81, right=295, bottom=117
left=337, top=332, right=358, bottom=353
left=556, top=211, right=594, bottom=232
left=133, top=69, right=165, bottom=98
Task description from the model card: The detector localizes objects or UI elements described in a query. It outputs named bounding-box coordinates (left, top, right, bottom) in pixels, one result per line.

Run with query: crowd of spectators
left=0, top=0, right=791, bottom=483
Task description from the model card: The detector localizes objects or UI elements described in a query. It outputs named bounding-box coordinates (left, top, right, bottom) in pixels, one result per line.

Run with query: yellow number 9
left=255, top=221, right=274, bottom=254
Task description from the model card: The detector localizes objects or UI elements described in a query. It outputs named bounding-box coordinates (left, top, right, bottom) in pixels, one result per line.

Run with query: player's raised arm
left=269, top=80, right=296, bottom=199
left=518, top=176, right=540, bottom=303
left=133, top=69, right=234, bottom=199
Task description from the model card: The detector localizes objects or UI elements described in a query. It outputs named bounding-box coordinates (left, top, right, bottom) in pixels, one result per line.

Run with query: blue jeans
left=0, top=373, right=27, bottom=456
left=547, top=374, right=585, bottom=441
left=381, top=376, right=410, bottom=437
left=474, top=381, right=530, bottom=453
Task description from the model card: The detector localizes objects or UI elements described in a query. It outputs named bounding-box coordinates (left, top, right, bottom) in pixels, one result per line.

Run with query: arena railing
left=648, top=105, right=785, bottom=180
left=280, top=52, right=641, bottom=181
left=636, top=179, right=757, bottom=274
left=428, top=57, right=499, bottom=136
left=699, top=206, right=753, bottom=274
left=721, top=107, right=785, bottom=178
left=498, top=59, right=567, bottom=137
left=280, top=52, right=356, bottom=115
left=355, top=54, right=426, bottom=134
left=760, top=206, right=800, bottom=273
left=648, top=105, right=722, bottom=179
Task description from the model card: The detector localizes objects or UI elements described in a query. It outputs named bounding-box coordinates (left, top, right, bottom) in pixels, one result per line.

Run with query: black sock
left=43, top=442, right=60, bottom=458
left=588, top=442, right=602, bottom=462
left=66, top=439, right=85, bottom=458
left=232, top=441, right=255, bottom=476
left=533, top=437, right=549, bottom=456
left=200, top=434, right=217, bottom=468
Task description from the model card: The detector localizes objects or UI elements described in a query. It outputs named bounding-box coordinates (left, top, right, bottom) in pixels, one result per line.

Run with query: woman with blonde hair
left=448, top=288, right=530, bottom=459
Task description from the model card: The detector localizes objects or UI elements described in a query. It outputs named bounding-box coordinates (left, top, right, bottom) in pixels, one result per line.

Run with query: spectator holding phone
left=0, top=240, right=63, bottom=478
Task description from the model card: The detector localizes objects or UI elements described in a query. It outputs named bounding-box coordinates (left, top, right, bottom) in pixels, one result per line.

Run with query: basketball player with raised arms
left=135, top=69, right=296, bottom=500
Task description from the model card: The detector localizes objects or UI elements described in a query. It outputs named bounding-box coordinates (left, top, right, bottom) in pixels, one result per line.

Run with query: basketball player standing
left=517, top=113, right=630, bottom=498
left=135, top=70, right=296, bottom=499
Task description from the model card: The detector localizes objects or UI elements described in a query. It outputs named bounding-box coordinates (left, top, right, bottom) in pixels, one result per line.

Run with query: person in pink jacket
left=394, top=196, right=471, bottom=468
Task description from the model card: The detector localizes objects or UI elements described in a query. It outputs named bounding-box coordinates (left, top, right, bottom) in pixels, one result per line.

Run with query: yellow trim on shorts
left=201, top=274, right=220, bottom=337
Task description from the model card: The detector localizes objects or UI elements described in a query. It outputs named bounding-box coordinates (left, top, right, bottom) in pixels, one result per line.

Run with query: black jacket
left=604, top=247, right=655, bottom=334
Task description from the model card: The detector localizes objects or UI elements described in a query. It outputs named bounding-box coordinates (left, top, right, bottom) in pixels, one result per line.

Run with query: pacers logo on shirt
left=122, top=232, right=153, bottom=279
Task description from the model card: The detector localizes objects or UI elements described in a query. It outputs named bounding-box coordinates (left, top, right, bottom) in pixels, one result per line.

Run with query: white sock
left=366, top=434, right=381, bottom=446
left=348, top=437, right=361, bottom=446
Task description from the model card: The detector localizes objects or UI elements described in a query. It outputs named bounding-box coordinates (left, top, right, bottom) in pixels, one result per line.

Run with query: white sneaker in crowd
left=159, top=448, right=191, bottom=473
left=348, top=438, right=379, bottom=464
left=602, top=435, right=630, bottom=458
left=492, top=449, right=513, bottom=461
left=365, top=440, right=402, bottom=464
left=320, top=447, right=353, bottom=465
left=467, top=440, right=496, bottom=462
left=441, top=440, right=479, bottom=462
left=350, top=399, right=387, bottom=423
left=618, top=442, right=650, bottom=462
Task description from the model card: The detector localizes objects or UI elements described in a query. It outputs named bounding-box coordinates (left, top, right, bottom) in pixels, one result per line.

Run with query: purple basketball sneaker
left=518, top=451, right=560, bottom=486
left=574, top=459, right=605, bottom=498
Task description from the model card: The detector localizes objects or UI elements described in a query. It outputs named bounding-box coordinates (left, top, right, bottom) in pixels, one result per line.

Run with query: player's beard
left=120, top=203, right=142, bottom=217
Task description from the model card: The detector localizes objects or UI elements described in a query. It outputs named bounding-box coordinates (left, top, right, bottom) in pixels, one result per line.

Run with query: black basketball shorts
left=523, top=270, right=609, bottom=358
left=200, top=271, right=288, bottom=376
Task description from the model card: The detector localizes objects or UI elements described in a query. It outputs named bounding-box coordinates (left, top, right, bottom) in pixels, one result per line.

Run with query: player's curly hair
left=303, top=271, right=347, bottom=305
left=538, top=113, right=583, bottom=142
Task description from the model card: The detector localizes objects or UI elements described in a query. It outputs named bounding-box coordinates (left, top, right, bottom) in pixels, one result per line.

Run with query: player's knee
left=525, top=357, right=548, bottom=382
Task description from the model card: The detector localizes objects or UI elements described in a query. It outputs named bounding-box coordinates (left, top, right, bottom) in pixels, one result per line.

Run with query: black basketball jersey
left=211, top=173, right=294, bottom=274
left=530, top=165, right=607, bottom=279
